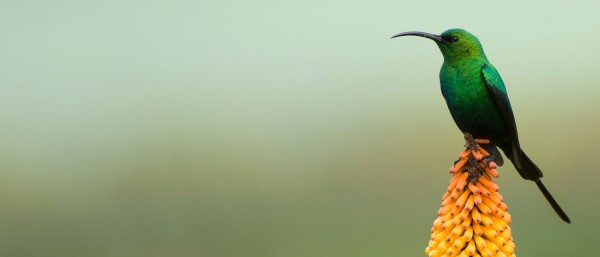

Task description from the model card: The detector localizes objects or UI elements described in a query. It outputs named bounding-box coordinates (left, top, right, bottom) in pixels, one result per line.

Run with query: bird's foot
left=481, top=145, right=498, bottom=168
left=482, top=154, right=494, bottom=168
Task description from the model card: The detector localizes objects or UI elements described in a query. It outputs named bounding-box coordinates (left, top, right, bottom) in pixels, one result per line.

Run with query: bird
left=391, top=28, right=570, bottom=223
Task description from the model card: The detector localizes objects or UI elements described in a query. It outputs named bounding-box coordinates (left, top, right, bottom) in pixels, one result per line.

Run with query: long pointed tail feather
left=498, top=143, right=570, bottom=223
left=536, top=180, right=571, bottom=223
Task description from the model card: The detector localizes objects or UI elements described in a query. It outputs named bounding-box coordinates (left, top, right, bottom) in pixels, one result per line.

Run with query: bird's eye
left=442, top=35, right=459, bottom=43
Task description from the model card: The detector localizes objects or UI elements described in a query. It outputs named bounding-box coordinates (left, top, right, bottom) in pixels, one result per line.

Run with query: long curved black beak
left=390, top=31, right=442, bottom=42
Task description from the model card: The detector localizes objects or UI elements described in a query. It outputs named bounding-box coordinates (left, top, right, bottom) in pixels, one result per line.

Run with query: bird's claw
left=482, top=154, right=494, bottom=168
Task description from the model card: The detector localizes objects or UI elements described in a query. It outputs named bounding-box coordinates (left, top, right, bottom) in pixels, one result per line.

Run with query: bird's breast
left=439, top=62, right=507, bottom=139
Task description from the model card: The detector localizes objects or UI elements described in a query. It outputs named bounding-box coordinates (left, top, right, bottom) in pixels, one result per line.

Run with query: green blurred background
left=1, top=1, right=599, bottom=256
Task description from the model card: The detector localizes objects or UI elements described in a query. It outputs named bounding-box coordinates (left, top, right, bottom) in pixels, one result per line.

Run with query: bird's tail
left=499, top=143, right=542, bottom=181
left=498, top=143, right=571, bottom=223
left=535, top=180, right=571, bottom=223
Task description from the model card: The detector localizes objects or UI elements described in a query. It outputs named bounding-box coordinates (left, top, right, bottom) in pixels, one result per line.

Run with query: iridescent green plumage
left=392, top=28, right=570, bottom=223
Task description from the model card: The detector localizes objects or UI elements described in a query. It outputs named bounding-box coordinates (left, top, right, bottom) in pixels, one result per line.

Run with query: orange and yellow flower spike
left=425, top=134, right=516, bottom=257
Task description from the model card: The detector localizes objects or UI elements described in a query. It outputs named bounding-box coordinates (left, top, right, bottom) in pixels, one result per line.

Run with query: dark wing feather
left=480, top=64, right=522, bottom=168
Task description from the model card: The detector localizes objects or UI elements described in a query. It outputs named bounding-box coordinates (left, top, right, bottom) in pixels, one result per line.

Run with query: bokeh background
left=1, top=1, right=599, bottom=256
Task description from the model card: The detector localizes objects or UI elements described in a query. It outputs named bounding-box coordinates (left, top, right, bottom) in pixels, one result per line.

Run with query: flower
left=425, top=135, right=516, bottom=257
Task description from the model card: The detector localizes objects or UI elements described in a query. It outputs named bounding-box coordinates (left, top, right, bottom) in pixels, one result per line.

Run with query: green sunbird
left=392, top=28, right=570, bottom=223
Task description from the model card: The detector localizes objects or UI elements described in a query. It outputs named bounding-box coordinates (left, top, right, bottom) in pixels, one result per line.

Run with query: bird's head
left=391, top=28, right=487, bottom=62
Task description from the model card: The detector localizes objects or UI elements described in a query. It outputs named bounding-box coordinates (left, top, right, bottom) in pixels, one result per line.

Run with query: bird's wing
left=480, top=63, right=522, bottom=168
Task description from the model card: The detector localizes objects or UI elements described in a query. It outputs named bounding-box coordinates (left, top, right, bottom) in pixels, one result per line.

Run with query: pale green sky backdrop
left=1, top=1, right=599, bottom=257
